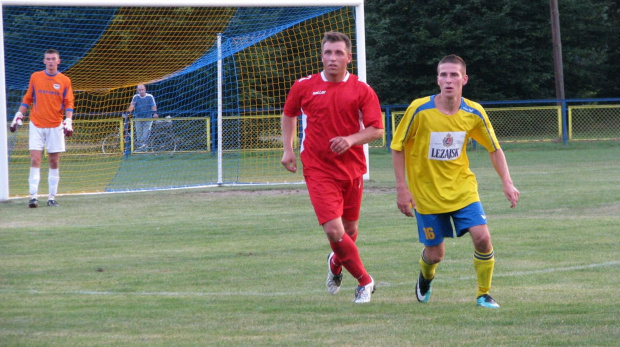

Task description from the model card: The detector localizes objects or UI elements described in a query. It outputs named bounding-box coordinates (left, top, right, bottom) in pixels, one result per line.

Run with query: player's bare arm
left=489, top=148, right=519, bottom=208
left=392, top=149, right=416, bottom=217
left=329, top=126, right=383, bottom=155
left=280, top=114, right=298, bottom=173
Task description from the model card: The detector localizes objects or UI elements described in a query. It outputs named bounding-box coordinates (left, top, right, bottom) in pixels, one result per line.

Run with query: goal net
left=1, top=1, right=365, bottom=198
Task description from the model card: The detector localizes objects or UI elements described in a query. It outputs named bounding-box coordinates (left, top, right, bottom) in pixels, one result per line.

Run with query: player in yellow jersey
left=391, top=54, right=519, bottom=308
left=10, top=49, right=75, bottom=208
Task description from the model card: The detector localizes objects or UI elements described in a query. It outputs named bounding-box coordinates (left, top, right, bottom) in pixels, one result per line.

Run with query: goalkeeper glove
left=63, top=118, right=73, bottom=137
left=9, top=111, right=24, bottom=133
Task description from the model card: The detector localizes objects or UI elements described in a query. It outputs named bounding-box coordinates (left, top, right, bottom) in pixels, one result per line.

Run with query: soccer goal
left=0, top=0, right=368, bottom=200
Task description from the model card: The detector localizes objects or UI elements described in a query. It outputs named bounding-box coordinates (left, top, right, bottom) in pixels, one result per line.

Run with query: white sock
left=29, top=167, right=40, bottom=198
left=48, top=168, right=59, bottom=200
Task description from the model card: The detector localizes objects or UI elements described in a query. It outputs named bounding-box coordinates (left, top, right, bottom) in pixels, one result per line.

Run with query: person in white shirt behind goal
left=124, top=84, right=158, bottom=150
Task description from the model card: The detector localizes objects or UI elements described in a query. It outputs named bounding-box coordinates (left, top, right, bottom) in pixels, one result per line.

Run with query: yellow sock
left=473, top=248, right=494, bottom=297
left=419, top=249, right=438, bottom=281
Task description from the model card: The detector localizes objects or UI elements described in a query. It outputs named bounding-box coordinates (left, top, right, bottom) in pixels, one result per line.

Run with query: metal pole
left=0, top=4, right=10, bottom=201
left=217, top=33, right=223, bottom=185
left=355, top=3, right=372, bottom=180
left=1, top=0, right=364, bottom=6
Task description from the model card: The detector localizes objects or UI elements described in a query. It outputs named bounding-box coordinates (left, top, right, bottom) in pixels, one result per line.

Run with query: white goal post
left=0, top=0, right=369, bottom=201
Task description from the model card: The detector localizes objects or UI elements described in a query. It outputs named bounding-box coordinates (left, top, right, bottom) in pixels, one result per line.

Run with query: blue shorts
left=414, top=202, right=487, bottom=247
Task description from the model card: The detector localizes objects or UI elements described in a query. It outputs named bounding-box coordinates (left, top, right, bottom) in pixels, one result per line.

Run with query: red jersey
left=283, top=72, right=383, bottom=180
left=21, top=70, right=74, bottom=128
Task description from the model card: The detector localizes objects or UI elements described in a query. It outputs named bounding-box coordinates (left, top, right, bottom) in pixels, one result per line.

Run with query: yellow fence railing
left=383, top=104, right=620, bottom=146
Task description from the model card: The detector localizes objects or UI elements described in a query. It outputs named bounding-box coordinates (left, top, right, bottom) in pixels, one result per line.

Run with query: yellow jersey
left=390, top=95, right=500, bottom=214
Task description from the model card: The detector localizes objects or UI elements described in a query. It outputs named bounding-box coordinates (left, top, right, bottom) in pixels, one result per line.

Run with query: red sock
left=330, top=230, right=357, bottom=272
left=329, top=233, right=371, bottom=286
left=329, top=252, right=342, bottom=275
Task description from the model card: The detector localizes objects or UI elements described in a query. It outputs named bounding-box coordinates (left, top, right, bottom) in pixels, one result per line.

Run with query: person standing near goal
left=391, top=54, right=520, bottom=308
left=9, top=49, right=74, bottom=208
left=124, top=84, right=158, bottom=150
left=281, top=31, right=384, bottom=303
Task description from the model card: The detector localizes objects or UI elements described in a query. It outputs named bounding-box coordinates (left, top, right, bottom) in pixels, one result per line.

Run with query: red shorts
left=305, top=175, right=364, bottom=225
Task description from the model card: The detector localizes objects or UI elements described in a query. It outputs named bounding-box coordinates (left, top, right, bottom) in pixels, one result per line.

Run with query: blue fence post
left=561, top=99, right=568, bottom=145
left=211, top=112, right=216, bottom=153
left=123, top=116, right=131, bottom=158
left=384, top=106, right=391, bottom=152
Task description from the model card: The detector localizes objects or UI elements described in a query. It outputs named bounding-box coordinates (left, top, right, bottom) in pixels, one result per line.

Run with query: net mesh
left=4, top=6, right=356, bottom=196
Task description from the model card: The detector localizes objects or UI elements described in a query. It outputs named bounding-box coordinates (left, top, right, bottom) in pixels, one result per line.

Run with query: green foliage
left=560, top=0, right=619, bottom=98
left=1, top=142, right=619, bottom=346
left=365, top=0, right=620, bottom=103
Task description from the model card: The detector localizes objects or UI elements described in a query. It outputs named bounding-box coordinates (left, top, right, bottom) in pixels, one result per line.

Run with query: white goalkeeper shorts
left=29, top=122, right=66, bottom=153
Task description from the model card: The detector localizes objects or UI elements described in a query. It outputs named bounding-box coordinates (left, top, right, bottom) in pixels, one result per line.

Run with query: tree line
left=3, top=2, right=618, bottom=108
left=364, top=0, right=619, bottom=104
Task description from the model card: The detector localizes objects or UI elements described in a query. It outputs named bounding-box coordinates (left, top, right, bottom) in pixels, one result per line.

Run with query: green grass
left=1, top=141, right=619, bottom=346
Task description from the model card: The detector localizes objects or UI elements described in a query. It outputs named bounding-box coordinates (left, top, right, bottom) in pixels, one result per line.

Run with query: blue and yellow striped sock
left=419, top=249, right=438, bottom=281
left=473, top=248, right=495, bottom=297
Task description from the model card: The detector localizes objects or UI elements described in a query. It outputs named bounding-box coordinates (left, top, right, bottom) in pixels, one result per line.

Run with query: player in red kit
left=281, top=31, right=384, bottom=303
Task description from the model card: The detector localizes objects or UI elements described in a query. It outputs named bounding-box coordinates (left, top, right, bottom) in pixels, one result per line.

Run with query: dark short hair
left=322, top=31, right=351, bottom=53
left=437, top=54, right=466, bottom=74
left=44, top=49, right=60, bottom=57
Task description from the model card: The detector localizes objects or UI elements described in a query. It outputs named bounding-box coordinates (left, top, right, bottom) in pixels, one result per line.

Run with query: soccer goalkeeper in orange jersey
left=10, top=49, right=75, bottom=208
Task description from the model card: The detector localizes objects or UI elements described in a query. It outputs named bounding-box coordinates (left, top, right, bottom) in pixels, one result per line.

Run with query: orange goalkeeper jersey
left=21, top=70, right=74, bottom=128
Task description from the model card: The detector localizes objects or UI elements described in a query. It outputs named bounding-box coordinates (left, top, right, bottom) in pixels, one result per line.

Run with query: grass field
left=1, top=141, right=619, bottom=346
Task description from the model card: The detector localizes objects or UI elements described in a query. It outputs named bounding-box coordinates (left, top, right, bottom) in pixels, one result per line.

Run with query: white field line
left=1, top=261, right=617, bottom=297
left=455, top=260, right=620, bottom=281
